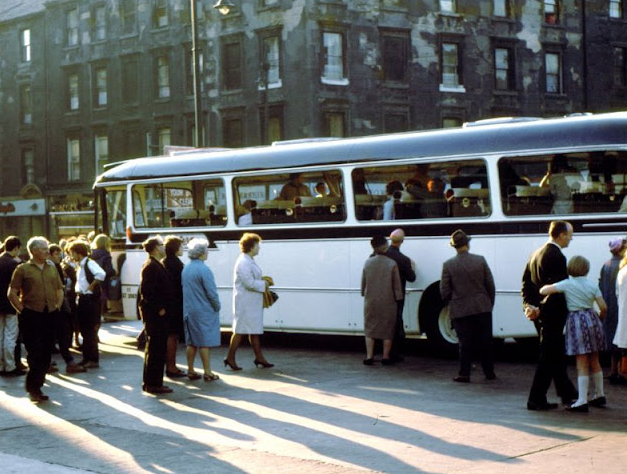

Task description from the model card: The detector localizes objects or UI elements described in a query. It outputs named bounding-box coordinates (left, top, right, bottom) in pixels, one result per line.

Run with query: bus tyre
left=419, top=284, right=458, bottom=357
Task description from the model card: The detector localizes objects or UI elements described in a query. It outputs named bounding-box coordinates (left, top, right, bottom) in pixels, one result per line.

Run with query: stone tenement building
left=0, top=0, right=626, bottom=239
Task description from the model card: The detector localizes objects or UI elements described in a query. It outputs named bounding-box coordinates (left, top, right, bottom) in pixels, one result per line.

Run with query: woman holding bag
left=224, top=233, right=274, bottom=370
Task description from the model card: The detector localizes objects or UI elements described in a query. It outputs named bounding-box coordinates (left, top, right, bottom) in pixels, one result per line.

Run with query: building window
left=614, top=47, right=627, bottom=87
left=442, top=117, right=462, bottom=128
left=545, top=52, right=562, bottom=93
left=261, top=0, right=279, bottom=6
left=94, top=66, right=107, bottom=107
left=493, top=0, right=510, bottom=17
left=261, top=35, right=282, bottom=88
left=93, top=5, right=107, bottom=41
left=68, top=73, right=80, bottom=111
left=223, top=39, right=242, bottom=90
left=121, top=0, right=137, bottom=35
left=67, top=8, right=79, bottom=46
left=20, top=85, right=32, bottom=125
left=494, top=47, right=515, bottom=90
left=224, top=118, right=244, bottom=148
left=260, top=105, right=283, bottom=144
left=20, top=29, right=31, bottom=62
left=68, top=138, right=81, bottom=181
left=440, top=0, right=456, bottom=13
left=94, top=134, right=108, bottom=177
left=384, top=113, right=409, bottom=133
left=323, top=112, right=346, bottom=137
left=381, top=31, right=410, bottom=82
left=122, top=58, right=139, bottom=104
left=157, top=127, right=171, bottom=152
left=186, top=46, right=204, bottom=95
left=441, top=42, right=464, bottom=90
left=544, top=0, right=559, bottom=24
left=22, top=149, right=35, bottom=186
left=155, top=55, right=171, bottom=99
left=322, top=32, right=348, bottom=85
left=610, top=0, right=624, bottom=19
left=154, top=0, right=168, bottom=28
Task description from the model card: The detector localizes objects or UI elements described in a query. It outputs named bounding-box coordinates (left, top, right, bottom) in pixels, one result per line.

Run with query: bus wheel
left=420, top=284, right=458, bottom=357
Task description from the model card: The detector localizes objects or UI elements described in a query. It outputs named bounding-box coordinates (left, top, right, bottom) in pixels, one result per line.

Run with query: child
left=540, top=255, right=607, bottom=412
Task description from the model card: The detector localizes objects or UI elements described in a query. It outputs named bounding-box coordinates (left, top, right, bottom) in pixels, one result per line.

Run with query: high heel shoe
left=254, top=359, right=274, bottom=368
left=223, top=358, right=242, bottom=371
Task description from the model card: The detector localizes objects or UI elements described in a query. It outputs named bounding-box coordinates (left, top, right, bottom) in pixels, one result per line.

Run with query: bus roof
left=95, top=112, right=627, bottom=185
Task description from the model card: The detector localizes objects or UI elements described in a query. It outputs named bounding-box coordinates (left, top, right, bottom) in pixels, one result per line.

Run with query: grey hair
left=187, top=238, right=209, bottom=260
left=27, top=236, right=49, bottom=258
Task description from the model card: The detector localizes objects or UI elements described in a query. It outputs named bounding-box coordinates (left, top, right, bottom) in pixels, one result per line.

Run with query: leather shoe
left=363, top=358, right=375, bottom=366
left=79, top=361, right=100, bottom=369
left=453, top=375, right=470, bottom=383
left=66, top=363, right=87, bottom=374
left=4, top=368, right=26, bottom=377
left=28, top=391, right=49, bottom=402
left=566, top=403, right=589, bottom=413
left=142, top=385, right=173, bottom=394
left=588, top=396, right=606, bottom=407
left=527, top=401, right=558, bottom=411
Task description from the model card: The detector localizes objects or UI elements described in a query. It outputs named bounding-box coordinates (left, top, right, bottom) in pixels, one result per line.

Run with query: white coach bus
left=93, top=112, right=627, bottom=353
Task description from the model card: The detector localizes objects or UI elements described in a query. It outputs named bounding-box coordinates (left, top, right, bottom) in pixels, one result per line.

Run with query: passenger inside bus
left=383, top=180, right=404, bottom=220
left=277, top=173, right=312, bottom=200
left=315, top=182, right=327, bottom=198
left=238, top=200, right=256, bottom=226
left=540, top=154, right=576, bottom=214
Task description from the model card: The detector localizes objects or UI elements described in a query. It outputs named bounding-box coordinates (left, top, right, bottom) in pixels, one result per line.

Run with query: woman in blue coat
left=182, top=238, right=221, bottom=381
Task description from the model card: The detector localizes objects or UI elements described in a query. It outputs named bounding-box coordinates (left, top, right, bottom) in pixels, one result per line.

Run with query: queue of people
left=5, top=222, right=627, bottom=409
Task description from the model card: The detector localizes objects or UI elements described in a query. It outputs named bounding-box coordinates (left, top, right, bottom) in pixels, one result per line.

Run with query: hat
left=450, top=229, right=470, bottom=248
left=371, top=235, right=388, bottom=249
left=609, top=237, right=625, bottom=253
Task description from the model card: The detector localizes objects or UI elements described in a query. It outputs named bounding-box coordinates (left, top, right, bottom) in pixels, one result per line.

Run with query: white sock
left=592, top=371, right=605, bottom=398
left=574, top=375, right=589, bottom=406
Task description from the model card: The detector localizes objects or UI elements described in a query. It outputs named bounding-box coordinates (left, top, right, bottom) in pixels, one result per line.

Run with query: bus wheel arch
left=418, top=282, right=458, bottom=357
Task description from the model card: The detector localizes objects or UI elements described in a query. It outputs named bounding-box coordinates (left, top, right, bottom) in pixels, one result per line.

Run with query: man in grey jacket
left=440, top=230, right=496, bottom=383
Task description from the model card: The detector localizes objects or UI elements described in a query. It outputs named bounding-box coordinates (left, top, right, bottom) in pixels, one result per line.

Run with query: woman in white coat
left=224, top=233, right=274, bottom=370
left=614, top=257, right=627, bottom=351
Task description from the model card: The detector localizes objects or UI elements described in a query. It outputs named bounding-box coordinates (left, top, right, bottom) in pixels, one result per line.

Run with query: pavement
left=1, top=320, right=627, bottom=474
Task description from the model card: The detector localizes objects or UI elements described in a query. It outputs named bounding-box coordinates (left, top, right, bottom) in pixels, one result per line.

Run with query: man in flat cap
left=440, top=229, right=496, bottom=383
left=361, top=235, right=403, bottom=366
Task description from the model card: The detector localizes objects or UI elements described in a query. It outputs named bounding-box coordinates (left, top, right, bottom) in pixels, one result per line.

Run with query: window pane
left=224, top=42, right=242, bottom=89
left=69, top=74, right=79, bottom=110
left=440, top=0, right=456, bottom=12
left=104, top=187, right=127, bottom=239
left=233, top=171, right=345, bottom=225
left=442, top=43, right=459, bottom=86
left=264, top=36, right=280, bottom=85
left=500, top=151, right=627, bottom=216
left=323, top=32, right=344, bottom=80
left=493, top=0, right=507, bottom=16
left=545, top=53, right=560, bottom=93
left=382, top=35, right=408, bottom=81
left=614, top=47, right=626, bottom=87
left=133, top=180, right=226, bottom=228
left=495, top=48, right=511, bottom=90
left=353, top=160, right=489, bottom=221
left=157, top=56, right=170, bottom=98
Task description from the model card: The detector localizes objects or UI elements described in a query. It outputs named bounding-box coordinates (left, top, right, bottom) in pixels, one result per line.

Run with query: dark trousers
left=528, top=319, right=576, bottom=404
left=452, top=312, right=494, bottom=378
left=390, top=299, right=406, bottom=358
left=53, top=308, right=75, bottom=365
left=19, top=308, right=54, bottom=394
left=143, top=316, right=167, bottom=387
left=77, top=295, right=101, bottom=363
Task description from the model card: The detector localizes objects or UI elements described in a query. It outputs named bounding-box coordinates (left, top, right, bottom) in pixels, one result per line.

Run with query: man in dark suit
left=385, top=229, right=416, bottom=362
left=138, top=236, right=175, bottom=395
left=440, top=229, right=496, bottom=383
left=522, top=220, right=577, bottom=410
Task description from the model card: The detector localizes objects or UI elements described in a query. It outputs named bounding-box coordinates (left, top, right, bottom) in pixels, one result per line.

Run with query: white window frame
left=440, top=0, right=456, bottom=13
left=322, top=32, right=348, bottom=86
left=20, top=85, right=32, bottom=125
left=610, top=0, right=623, bottom=19
left=20, top=29, right=31, bottom=62
left=68, top=73, right=80, bottom=111
left=493, top=0, right=509, bottom=17
left=260, top=35, right=282, bottom=89
left=545, top=52, right=562, bottom=94
left=94, top=5, right=107, bottom=41
left=440, top=42, right=466, bottom=92
left=95, top=67, right=107, bottom=107
left=67, top=8, right=79, bottom=46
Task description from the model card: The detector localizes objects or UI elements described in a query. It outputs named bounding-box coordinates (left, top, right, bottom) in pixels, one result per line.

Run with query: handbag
left=263, top=290, right=279, bottom=308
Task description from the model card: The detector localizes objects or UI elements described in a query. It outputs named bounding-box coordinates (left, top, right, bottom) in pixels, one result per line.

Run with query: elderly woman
left=224, top=233, right=274, bottom=370
left=182, top=238, right=221, bottom=381
left=162, top=235, right=185, bottom=378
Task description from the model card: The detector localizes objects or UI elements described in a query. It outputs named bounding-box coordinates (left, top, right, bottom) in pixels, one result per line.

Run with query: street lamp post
left=191, top=0, right=235, bottom=147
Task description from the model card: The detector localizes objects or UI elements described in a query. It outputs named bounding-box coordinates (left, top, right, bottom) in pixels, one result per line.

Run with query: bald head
left=390, top=228, right=405, bottom=246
